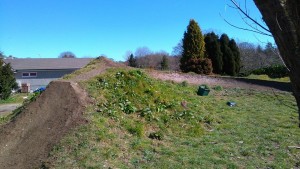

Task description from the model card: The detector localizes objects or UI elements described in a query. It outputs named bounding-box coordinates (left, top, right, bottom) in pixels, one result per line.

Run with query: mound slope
left=0, top=81, right=90, bottom=169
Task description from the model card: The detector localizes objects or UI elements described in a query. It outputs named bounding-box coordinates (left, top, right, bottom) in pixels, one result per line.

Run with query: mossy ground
left=40, top=69, right=300, bottom=168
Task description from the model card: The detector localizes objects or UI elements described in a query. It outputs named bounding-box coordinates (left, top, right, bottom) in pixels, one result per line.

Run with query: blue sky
left=0, top=0, right=274, bottom=61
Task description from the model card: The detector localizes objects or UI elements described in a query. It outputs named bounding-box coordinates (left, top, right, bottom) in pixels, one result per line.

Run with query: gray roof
left=3, top=58, right=93, bottom=70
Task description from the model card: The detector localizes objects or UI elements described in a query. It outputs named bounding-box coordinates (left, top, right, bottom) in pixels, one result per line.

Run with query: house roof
left=3, top=58, right=93, bottom=70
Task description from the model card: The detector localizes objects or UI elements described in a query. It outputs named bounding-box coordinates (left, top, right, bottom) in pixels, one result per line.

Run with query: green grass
left=0, top=93, right=28, bottom=105
left=42, top=69, right=299, bottom=168
left=63, top=57, right=101, bottom=80
left=245, top=74, right=290, bottom=83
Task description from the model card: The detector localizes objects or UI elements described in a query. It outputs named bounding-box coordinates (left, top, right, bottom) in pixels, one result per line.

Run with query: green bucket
left=197, top=85, right=210, bottom=96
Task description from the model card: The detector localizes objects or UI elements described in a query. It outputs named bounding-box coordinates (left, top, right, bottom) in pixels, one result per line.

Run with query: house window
left=22, top=72, right=37, bottom=77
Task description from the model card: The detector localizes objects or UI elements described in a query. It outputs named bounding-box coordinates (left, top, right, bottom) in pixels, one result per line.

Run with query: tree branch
left=219, top=13, right=273, bottom=37
left=230, top=0, right=271, bottom=34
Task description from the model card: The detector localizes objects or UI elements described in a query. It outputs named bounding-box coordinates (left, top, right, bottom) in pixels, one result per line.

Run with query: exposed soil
left=71, top=57, right=127, bottom=82
left=0, top=58, right=124, bottom=169
left=147, top=70, right=292, bottom=92
left=0, top=81, right=90, bottom=169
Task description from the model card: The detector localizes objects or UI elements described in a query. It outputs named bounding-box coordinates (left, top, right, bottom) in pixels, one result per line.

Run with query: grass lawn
left=245, top=74, right=290, bottom=83
left=40, top=69, right=300, bottom=168
left=0, top=93, right=28, bottom=105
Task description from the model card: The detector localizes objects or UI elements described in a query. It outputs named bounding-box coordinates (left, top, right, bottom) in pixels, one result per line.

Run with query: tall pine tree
left=127, top=54, right=137, bottom=67
left=228, top=39, right=241, bottom=75
left=0, top=59, right=18, bottom=100
left=180, top=19, right=206, bottom=72
left=160, top=55, right=169, bottom=70
left=204, top=32, right=223, bottom=74
left=220, top=34, right=236, bottom=76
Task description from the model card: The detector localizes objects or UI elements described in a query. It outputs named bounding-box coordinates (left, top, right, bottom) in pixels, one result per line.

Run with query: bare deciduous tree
left=228, top=0, right=300, bottom=125
left=238, top=42, right=282, bottom=73
left=253, top=0, right=300, bottom=125
left=59, top=51, right=76, bottom=58
left=134, top=47, right=152, bottom=57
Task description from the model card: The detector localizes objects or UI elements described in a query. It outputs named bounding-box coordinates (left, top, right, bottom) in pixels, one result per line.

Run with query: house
left=3, top=58, right=93, bottom=90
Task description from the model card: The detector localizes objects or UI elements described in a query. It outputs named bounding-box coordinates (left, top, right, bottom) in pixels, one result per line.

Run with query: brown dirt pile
left=72, top=57, right=127, bottom=82
left=0, top=80, right=90, bottom=169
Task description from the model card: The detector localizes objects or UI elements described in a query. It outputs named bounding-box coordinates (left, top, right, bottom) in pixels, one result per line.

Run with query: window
left=22, top=72, right=37, bottom=77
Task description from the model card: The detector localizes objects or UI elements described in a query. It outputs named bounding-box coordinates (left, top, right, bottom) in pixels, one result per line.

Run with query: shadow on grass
left=223, top=77, right=292, bottom=92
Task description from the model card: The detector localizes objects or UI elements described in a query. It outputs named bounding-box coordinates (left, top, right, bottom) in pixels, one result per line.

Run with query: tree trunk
left=253, top=0, right=300, bottom=125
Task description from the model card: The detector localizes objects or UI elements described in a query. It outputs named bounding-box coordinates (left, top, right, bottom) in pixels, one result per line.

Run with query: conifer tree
left=160, top=55, right=169, bottom=70
left=204, top=32, right=223, bottom=74
left=220, top=34, right=236, bottom=76
left=180, top=19, right=206, bottom=72
left=0, top=59, right=18, bottom=100
left=229, top=39, right=241, bottom=75
left=128, top=54, right=137, bottom=67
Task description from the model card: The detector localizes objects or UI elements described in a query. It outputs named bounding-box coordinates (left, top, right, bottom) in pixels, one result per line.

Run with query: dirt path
left=147, top=70, right=292, bottom=92
left=0, top=104, right=21, bottom=116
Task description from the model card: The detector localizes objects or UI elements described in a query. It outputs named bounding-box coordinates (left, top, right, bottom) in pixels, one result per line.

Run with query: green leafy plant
left=119, top=99, right=137, bottom=114
left=127, top=123, right=144, bottom=137
left=213, top=85, right=223, bottom=91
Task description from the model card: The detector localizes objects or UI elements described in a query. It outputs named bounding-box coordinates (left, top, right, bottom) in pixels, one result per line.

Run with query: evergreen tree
left=264, top=42, right=275, bottom=56
left=229, top=39, right=241, bottom=75
left=220, top=34, right=235, bottom=76
left=0, top=59, right=18, bottom=100
left=128, top=54, right=137, bottom=67
left=0, top=51, right=4, bottom=59
left=180, top=19, right=206, bottom=72
left=160, top=55, right=169, bottom=70
left=256, top=45, right=264, bottom=53
left=204, top=32, right=223, bottom=74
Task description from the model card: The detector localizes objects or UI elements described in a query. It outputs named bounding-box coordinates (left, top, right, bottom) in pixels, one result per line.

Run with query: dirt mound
left=72, top=57, right=127, bottom=82
left=0, top=80, right=90, bottom=169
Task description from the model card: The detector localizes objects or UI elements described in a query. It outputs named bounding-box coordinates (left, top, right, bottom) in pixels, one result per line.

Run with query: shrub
left=181, top=58, right=213, bottom=75
left=251, top=65, right=288, bottom=78
left=212, top=85, right=223, bottom=91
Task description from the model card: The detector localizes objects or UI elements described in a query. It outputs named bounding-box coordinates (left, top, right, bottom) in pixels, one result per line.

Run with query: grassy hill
left=44, top=67, right=299, bottom=168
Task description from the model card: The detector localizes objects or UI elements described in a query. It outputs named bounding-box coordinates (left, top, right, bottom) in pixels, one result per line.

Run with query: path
left=0, top=104, right=21, bottom=116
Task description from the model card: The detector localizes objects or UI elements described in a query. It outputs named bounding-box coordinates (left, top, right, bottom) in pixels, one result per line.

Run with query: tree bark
left=253, top=0, right=300, bottom=126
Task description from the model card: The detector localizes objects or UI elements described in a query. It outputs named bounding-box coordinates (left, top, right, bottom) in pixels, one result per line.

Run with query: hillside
left=0, top=57, right=299, bottom=168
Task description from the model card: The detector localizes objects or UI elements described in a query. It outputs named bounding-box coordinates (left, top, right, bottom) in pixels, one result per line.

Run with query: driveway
left=0, top=103, right=21, bottom=116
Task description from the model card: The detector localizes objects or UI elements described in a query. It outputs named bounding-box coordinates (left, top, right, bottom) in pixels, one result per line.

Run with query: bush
left=181, top=58, right=213, bottom=75
left=251, top=65, right=288, bottom=78
left=212, top=85, right=223, bottom=91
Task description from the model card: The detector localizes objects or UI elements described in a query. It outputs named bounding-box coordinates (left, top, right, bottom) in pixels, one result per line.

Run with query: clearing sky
left=0, top=0, right=274, bottom=61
